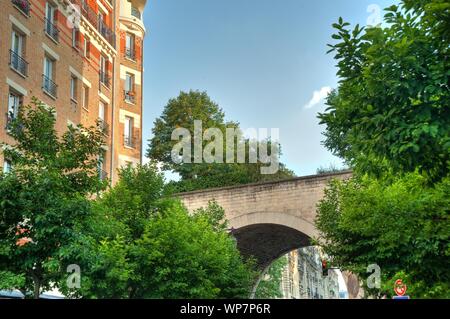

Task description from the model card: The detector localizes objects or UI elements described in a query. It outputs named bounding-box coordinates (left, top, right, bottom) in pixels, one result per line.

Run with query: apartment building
left=281, top=247, right=341, bottom=299
left=0, top=0, right=147, bottom=184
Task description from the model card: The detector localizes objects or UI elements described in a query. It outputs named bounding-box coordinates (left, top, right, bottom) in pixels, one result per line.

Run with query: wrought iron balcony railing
left=124, top=48, right=136, bottom=61
left=99, top=71, right=111, bottom=88
left=98, top=118, right=110, bottom=135
left=12, top=0, right=30, bottom=16
left=9, top=50, right=28, bottom=76
left=5, top=112, right=15, bottom=130
left=99, top=169, right=108, bottom=181
left=42, top=74, right=57, bottom=98
left=5, top=111, right=24, bottom=134
left=124, top=90, right=136, bottom=104
left=45, top=18, right=59, bottom=42
left=123, top=135, right=137, bottom=148
left=98, top=18, right=115, bottom=46
left=69, top=0, right=116, bottom=47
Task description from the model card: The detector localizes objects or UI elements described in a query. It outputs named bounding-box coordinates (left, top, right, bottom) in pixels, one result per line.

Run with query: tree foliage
left=316, top=173, right=450, bottom=298
left=61, top=164, right=256, bottom=299
left=316, top=0, right=450, bottom=298
left=254, top=257, right=287, bottom=299
left=0, top=98, right=106, bottom=298
left=147, top=90, right=295, bottom=193
left=319, top=1, right=449, bottom=181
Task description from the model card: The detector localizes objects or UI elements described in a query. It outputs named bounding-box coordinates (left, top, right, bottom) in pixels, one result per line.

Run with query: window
left=84, top=37, right=90, bottom=58
left=124, top=116, right=133, bottom=147
left=99, top=55, right=109, bottom=87
left=131, top=6, right=141, bottom=19
left=125, top=73, right=134, bottom=92
left=98, top=101, right=105, bottom=121
left=98, top=101, right=108, bottom=133
left=81, top=0, right=87, bottom=12
left=97, top=152, right=107, bottom=181
left=100, top=55, right=106, bottom=74
left=125, top=33, right=135, bottom=60
left=44, top=56, right=54, bottom=79
left=70, top=75, right=78, bottom=101
left=43, top=56, right=57, bottom=97
left=45, top=2, right=59, bottom=42
left=98, top=11, right=106, bottom=24
left=10, top=29, right=27, bottom=76
left=3, top=160, right=12, bottom=174
left=124, top=73, right=135, bottom=103
left=11, top=29, right=24, bottom=57
left=82, top=85, right=89, bottom=109
left=7, top=90, right=22, bottom=126
left=72, top=28, right=80, bottom=48
left=12, top=0, right=31, bottom=16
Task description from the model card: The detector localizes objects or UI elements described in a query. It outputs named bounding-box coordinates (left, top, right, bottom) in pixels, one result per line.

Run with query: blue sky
left=141, top=0, right=396, bottom=177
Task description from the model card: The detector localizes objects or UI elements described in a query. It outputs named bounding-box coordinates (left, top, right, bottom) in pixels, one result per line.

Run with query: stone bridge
left=177, top=170, right=353, bottom=269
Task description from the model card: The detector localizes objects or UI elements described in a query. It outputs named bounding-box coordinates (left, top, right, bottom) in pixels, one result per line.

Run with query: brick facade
left=0, top=0, right=147, bottom=184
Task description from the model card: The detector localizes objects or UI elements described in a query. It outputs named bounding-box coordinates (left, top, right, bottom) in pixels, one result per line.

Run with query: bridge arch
left=229, top=212, right=316, bottom=269
left=177, top=171, right=364, bottom=298
left=177, top=171, right=352, bottom=268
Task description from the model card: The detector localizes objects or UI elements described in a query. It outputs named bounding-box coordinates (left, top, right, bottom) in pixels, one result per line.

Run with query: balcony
left=99, top=71, right=110, bottom=88
left=5, top=112, right=15, bottom=130
left=124, top=48, right=136, bottom=61
left=124, top=90, right=136, bottom=104
left=9, top=50, right=28, bottom=77
left=98, top=169, right=108, bottom=181
left=42, top=74, right=57, bottom=98
left=5, top=111, right=24, bottom=134
left=98, top=18, right=115, bottom=46
left=98, top=118, right=109, bottom=135
left=12, top=0, right=30, bottom=16
left=70, top=0, right=116, bottom=47
left=45, top=18, right=59, bottom=43
left=123, top=135, right=137, bottom=149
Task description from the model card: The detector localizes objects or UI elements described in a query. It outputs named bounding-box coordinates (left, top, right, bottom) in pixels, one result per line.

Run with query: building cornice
left=119, top=16, right=147, bottom=35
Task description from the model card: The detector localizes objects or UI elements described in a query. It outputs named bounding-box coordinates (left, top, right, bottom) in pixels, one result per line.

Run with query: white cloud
left=304, top=86, right=332, bottom=109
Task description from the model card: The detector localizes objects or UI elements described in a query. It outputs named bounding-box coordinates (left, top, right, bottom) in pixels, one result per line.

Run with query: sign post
left=392, top=279, right=410, bottom=299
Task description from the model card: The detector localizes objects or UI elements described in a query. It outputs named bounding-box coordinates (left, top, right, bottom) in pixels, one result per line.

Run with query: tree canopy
left=316, top=173, right=450, bottom=298
left=147, top=90, right=295, bottom=193
left=0, top=98, right=106, bottom=298
left=61, top=164, right=257, bottom=299
left=319, top=0, right=449, bottom=181
left=316, top=0, right=450, bottom=298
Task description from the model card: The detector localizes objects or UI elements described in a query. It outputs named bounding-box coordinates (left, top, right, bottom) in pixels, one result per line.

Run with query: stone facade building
left=0, top=0, right=147, bottom=183
left=281, top=246, right=341, bottom=299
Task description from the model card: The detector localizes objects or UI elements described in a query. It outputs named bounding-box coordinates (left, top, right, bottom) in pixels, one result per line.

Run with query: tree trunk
left=249, top=264, right=271, bottom=299
left=33, top=280, right=41, bottom=299
left=31, top=270, right=41, bottom=299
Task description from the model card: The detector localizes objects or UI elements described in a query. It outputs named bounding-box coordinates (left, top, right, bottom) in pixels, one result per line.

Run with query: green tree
left=131, top=200, right=256, bottom=298
left=254, top=257, right=287, bottom=299
left=62, top=164, right=256, bottom=298
left=147, top=90, right=237, bottom=180
left=0, top=98, right=106, bottom=298
left=315, top=173, right=450, bottom=298
left=319, top=0, right=449, bottom=181
left=148, top=90, right=295, bottom=193
left=316, top=0, right=450, bottom=298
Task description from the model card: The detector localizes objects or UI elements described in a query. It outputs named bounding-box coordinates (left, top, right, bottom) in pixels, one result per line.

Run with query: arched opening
left=232, top=223, right=311, bottom=269
left=230, top=222, right=350, bottom=299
